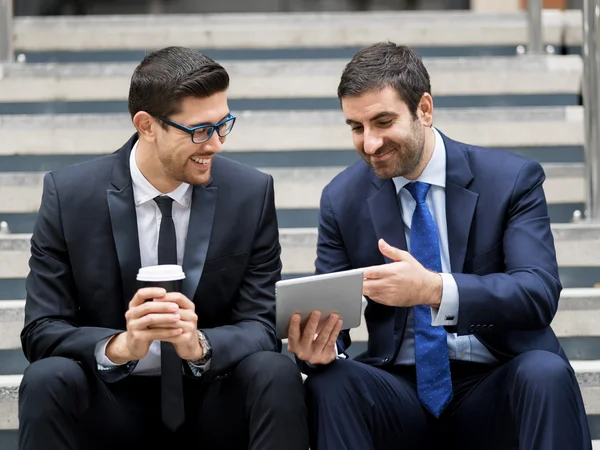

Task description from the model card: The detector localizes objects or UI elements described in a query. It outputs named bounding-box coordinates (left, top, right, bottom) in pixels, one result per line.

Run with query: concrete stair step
left=12, top=11, right=566, bottom=53
left=0, top=302, right=23, bottom=350
left=0, top=375, right=20, bottom=430
left=0, top=55, right=582, bottom=103
left=1, top=358, right=600, bottom=430
left=346, top=288, right=600, bottom=343
left=0, top=107, right=584, bottom=155
left=1, top=224, right=600, bottom=279
left=1, top=268, right=599, bottom=300
left=2, top=288, right=600, bottom=351
left=0, top=163, right=586, bottom=214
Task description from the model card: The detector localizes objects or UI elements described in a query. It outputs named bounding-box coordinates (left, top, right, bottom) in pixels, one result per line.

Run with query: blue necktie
left=404, top=182, right=453, bottom=417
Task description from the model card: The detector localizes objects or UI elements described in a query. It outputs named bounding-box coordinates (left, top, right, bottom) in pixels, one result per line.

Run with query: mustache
left=363, top=142, right=399, bottom=157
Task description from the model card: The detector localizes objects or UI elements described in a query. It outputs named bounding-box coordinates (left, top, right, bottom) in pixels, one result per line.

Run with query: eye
left=378, top=120, right=393, bottom=127
left=193, top=127, right=210, bottom=138
left=351, top=125, right=364, bottom=132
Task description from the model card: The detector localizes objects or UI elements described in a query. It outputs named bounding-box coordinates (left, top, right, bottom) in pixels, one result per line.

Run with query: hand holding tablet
left=287, top=310, right=343, bottom=366
left=275, top=268, right=365, bottom=339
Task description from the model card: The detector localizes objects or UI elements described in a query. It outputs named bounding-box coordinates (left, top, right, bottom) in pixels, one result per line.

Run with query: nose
left=203, top=130, right=223, bottom=153
left=362, top=129, right=383, bottom=155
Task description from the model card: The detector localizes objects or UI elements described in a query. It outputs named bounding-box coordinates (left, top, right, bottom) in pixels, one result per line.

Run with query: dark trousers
left=305, top=350, right=592, bottom=450
left=18, top=351, right=309, bottom=450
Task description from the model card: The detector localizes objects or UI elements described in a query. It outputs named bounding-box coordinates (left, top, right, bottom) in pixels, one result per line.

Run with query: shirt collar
left=129, top=141, right=193, bottom=208
left=392, top=127, right=447, bottom=194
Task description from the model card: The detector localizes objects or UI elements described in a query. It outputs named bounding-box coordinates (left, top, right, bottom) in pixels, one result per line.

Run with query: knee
left=512, top=350, right=574, bottom=391
left=20, top=357, right=87, bottom=409
left=236, top=351, right=303, bottom=390
left=304, top=359, right=359, bottom=399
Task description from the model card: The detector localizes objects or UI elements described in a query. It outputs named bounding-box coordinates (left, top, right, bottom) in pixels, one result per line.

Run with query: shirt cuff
left=335, top=342, right=347, bottom=360
left=95, top=335, right=128, bottom=370
left=187, top=358, right=212, bottom=377
left=431, top=273, right=459, bottom=326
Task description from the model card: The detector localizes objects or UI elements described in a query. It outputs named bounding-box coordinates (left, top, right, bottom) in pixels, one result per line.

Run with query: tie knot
left=405, top=181, right=431, bottom=204
left=154, top=196, right=174, bottom=217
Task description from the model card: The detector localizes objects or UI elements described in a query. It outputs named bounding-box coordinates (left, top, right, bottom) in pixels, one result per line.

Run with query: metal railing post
left=0, top=0, right=12, bottom=62
left=527, top=0, right=544, bottom=54
left=582, top=0, right=600, bottom=221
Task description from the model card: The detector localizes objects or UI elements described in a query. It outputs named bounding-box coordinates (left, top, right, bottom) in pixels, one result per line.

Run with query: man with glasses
left=19, top=46, right=308, bottom=450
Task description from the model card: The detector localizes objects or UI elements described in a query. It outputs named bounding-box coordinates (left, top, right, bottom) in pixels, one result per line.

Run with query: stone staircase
left=0, top=8, right=599, bottom=449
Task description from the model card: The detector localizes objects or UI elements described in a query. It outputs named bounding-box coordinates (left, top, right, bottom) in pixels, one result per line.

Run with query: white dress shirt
left=94, top=141, right=210, bottom=375
left=393, top=127, right=497, bottom=364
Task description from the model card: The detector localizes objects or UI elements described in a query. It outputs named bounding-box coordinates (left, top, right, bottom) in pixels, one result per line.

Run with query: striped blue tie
left=405, top=181, right=453, bottom=417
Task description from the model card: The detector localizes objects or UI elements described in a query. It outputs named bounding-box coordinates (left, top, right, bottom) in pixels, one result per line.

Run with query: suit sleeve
left=453, top=161, right=562, bottom=334
left=21, top=173, right=130, bottom=381
left=199, top=175, right=281, bottom=375
left=314, top=185, right=353, bottom=354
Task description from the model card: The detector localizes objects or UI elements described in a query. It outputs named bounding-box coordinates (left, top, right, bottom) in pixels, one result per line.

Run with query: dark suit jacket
left=316, top=131, right=565, bottom=368
left=21, top=134, right=282, bottom=382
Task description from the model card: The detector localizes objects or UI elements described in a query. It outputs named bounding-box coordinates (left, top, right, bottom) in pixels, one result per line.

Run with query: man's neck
left=405, top=127, right=435, bottom=181
left=135, top=140, right=182, bottom=194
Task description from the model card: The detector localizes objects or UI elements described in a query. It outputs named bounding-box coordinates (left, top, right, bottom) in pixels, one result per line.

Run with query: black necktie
left=153, top=196, right=185, bottom=431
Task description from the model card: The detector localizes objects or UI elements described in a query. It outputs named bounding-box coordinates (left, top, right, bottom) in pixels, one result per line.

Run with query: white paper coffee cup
left=137, top=264, right=185, bottom=292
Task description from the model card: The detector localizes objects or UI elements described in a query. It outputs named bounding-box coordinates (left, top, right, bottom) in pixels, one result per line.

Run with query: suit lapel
left=367, top=177, right=408, bottom=354
left=442, top=133, right=478, bottom=273
left=367, top=178, right=408, bottom=260
left=181, top=182, right=218, bottom=300
left=107, top=134, right=142, bottom=310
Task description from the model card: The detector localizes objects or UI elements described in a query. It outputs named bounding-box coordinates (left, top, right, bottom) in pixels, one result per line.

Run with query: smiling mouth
left=371, top=150, right=393, bottom=160
left=189, top=156, right=211, bottom=167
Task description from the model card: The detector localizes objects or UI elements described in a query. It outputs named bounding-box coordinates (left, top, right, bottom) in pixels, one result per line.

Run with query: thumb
left=378, top=239, right=408, bottom=261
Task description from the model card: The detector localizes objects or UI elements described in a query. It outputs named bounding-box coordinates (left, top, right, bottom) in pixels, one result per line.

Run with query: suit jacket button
left=382, top=357, right=390, bottom=363
left=481, top=324, right=487, bottom=331
left=475, top=325, right=481, bottom=332
left=468, top=325, right=475, bottom=333
left=488, top=324, right=494, bottom=331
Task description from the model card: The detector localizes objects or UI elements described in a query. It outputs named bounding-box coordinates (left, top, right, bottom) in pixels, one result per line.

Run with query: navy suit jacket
left=21, top=134, right=282, bottom=382
left=316, top=131, right=566, bottom=367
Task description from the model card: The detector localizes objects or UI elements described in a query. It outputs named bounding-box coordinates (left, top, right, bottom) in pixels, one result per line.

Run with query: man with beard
left=19, top=46, right=308, bottom=450
left=287, top=42, right=591, bottom=450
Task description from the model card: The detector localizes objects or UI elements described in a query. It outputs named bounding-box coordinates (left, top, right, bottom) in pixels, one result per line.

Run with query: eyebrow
left=345, top=111, right=398, bottom=126
left=188, top=112, right=231, bottom=128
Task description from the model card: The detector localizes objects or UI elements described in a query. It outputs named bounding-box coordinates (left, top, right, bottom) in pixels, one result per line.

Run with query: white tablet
left=275, top=268, right=364, bottom=339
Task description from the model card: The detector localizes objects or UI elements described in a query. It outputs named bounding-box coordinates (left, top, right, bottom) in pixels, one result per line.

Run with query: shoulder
left=322, top=159, right=374, bottom=200
left=443, top=133, right=545, bottom=185
left=210, top=155, right=272, bottom=191
left=46, top=152, right=118, bottom=189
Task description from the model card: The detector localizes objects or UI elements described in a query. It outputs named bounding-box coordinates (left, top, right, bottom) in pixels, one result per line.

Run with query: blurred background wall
left=13, top=0, right=582, bottom=17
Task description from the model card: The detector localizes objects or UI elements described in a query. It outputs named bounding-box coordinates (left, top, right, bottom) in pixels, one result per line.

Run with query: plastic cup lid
left=136, top=264, right=186, bottom=282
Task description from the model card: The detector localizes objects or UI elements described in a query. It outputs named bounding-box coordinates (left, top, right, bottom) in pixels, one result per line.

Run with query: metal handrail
left=0, top=0, right=12, bottom=62
left=527, top=0, right=544, bottom=54
left=582, top=0, right=600, bottom=221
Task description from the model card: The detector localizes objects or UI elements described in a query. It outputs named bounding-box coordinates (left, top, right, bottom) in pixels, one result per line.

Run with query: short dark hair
left=337, top=42, right=431, bottom=119
left=128, top=46, right=230, bottom=120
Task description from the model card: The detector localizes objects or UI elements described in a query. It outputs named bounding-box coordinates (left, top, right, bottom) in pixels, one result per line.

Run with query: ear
left=417, top=93, right=433, bottom=127
left=133, top=111, right=158, bottom=143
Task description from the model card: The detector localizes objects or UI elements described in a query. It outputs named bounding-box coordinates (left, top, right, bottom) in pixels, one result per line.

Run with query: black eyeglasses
left=154, top=113, right=236, bottom=144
